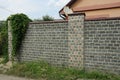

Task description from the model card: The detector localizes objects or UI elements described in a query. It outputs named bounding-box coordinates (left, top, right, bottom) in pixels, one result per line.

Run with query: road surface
left=0, top=74, right=34, bottom=80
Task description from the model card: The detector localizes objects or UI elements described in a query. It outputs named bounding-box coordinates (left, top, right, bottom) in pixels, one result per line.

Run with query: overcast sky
left=0, top=0, right=70, bottom=20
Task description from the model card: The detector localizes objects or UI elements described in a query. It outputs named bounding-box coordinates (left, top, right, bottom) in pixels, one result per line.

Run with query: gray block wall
left=8, top=13, right=120, bottom=74
left=84, top=19, right=120, bottom=74
left=19, top=14, right=85, bottom=69
left=20, top=21, right=69, bottom=66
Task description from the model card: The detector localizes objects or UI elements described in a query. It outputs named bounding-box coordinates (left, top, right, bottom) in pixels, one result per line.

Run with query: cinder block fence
left=8, top=13, right=120, bottom=74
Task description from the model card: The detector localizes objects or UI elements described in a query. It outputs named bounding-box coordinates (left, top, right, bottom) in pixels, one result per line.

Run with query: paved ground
left=0, top=74, right=34, bottom=80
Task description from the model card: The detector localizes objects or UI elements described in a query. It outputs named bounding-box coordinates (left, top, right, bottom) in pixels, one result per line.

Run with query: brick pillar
left=8, top=20, right=12, bottom=61
left=68, top=13, right=85, bottom=69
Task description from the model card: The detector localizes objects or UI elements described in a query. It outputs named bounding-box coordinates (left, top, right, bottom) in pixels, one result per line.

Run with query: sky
left=0, top=0, right=70, bottom=20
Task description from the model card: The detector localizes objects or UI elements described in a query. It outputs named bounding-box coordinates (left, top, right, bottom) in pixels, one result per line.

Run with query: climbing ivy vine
left=7, top=13, right=31, bottom=58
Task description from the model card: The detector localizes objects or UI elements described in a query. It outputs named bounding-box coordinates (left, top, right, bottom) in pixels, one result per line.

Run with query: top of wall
left=29, top=20, right=68, bottom=24
left=85, top=17, right=120, bottom=21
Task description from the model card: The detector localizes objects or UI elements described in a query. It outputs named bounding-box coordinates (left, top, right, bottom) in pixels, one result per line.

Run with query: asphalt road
left=0, top=74, right=34, bottom=80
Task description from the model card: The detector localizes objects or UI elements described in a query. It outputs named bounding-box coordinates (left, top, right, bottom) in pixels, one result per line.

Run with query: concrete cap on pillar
left=68, top=13, right=86, bottom=16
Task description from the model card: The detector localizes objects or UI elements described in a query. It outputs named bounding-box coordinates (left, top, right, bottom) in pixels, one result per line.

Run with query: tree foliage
left=0, top=21, right=8, bottom=62
left=42, top=15, right=54, bottom=21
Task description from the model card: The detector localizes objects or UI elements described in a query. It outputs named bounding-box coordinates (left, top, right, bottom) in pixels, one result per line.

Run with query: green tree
left=42, top=15, right=54, bottom=21
left=0, top=21, right=8, bottom=62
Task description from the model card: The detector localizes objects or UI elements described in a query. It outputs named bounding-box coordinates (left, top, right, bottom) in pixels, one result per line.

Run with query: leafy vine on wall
left=7, top=13, right=31, bottom=58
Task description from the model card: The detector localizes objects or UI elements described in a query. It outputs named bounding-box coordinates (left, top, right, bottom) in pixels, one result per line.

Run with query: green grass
left=6, top=61, right=120, bottom=80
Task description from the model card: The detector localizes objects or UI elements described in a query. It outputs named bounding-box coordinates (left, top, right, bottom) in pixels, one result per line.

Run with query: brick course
left=20, top=22, right=69, bottom=67
left=84, top=19, right=120, bottom=74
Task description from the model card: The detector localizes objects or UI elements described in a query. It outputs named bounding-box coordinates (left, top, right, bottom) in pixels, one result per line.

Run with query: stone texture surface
left=19, top=21, right=69, bottom=67
left=68, top=14, right=84, bottom=69
left=0, top=61, right=12, bottom=73
left=8, top=20, right=12, bottom=61
left=84, top=19, right=120, bottom=74
left=8, top=14, right=120, bottom=74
